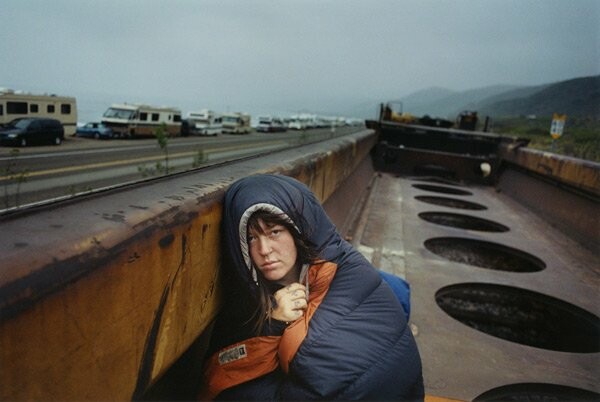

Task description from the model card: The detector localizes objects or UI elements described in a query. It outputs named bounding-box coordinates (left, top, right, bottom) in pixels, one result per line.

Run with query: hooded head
left=222, top=174, right=352, bottom=299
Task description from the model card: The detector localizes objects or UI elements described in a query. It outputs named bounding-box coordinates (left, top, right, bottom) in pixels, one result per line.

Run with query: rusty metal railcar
left=0, top=109, right=598, bottom=400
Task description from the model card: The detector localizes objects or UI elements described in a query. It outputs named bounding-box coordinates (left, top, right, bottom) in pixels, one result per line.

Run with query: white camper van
left=222, top=112, right=251, bottom=134
left=256, top=116, right=287, bottom=133
left=0, top=88, right=77, bottom=135
left=187, top=109, right=222, bottom=136
left=101, top=103, right=182, bottom=138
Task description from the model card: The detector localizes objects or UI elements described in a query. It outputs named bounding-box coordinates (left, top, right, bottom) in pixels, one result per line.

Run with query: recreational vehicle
left=186, top=110, right=222, bottom=136
left=0, top=88, right=77, bottom=135
left=101, top=104, right=182, bottom=138
left=222, top=112, right=251, bottom=134
left=287, top=118, right=306, bottom=130
left=256, top=116, right=287, bottom=132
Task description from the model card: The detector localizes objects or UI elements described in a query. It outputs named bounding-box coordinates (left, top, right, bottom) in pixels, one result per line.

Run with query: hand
left=271, top=282, right=307, bottom=323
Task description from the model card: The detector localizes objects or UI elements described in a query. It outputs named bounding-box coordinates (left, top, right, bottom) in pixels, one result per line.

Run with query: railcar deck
left=349, top=171, right=599, bottom=400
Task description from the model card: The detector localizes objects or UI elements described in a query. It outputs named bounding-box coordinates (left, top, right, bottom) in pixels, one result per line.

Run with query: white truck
left=222, top=112, right=251, bottom=134
left=186, top=109, right=222, bottom=136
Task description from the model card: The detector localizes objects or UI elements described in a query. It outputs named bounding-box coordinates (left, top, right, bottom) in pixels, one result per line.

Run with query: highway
left=0, top=126, right=363, bottom=211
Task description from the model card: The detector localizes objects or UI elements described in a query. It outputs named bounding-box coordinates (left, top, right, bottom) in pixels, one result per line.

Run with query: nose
left=257, top=237, right=272, bottom=256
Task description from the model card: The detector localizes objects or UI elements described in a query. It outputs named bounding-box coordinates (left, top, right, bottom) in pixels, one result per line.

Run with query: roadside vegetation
left=492, top=116, right=600, bottom=162
left=138, top=123, right=171, bottom=177
left=155, top=123, right=170, bottom=174
left=2, top=149, right=29, bottom=209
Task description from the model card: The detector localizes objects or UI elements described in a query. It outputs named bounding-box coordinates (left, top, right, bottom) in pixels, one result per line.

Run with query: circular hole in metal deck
left=419, top=212, right=509, bottom=232
left=415, top=195, right=487, bottom=210
left=412, top=183, right=472, bottom=196
left=424, top=237, right=545, bottom=272
left=473, top=383, right=600, bottom=401
left=436, top=283, right=600, bottom=353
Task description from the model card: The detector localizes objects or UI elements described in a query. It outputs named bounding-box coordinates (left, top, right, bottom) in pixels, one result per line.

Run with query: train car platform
left=350, top=172, right=600, bottom=401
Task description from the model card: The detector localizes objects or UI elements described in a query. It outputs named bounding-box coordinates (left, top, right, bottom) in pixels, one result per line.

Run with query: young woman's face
left=248, top=219, right=299, bottom=286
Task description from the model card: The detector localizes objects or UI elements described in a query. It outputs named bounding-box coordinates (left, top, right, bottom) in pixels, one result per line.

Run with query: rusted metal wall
left=499, top=144, right=600, bottom=195
left=0, top=130, right=377, bottom=401
left=497, top=144, right=600, bottom=251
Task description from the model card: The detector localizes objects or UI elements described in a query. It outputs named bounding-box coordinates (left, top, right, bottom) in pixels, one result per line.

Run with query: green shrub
left=493, top=117, right=600, bottom=162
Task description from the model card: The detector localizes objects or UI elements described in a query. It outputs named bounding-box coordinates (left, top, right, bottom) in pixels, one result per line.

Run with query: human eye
left=247, top=233, right=257, bottom=243
left=269, top=226, right=285, bottom=237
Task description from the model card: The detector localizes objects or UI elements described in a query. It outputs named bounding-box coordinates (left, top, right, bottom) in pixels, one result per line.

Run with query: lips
left=262, top=261, right=278, bottom=270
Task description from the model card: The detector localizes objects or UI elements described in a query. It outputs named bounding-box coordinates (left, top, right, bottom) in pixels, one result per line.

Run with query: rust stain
left=158, top=233, right=175, bottom=248
left=102, top=213, right=126, bottom=223
left=127, top=252, right=141, bottom=264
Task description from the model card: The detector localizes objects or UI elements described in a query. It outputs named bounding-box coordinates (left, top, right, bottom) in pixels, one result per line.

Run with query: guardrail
left=0, top=129, right=377, bottom=401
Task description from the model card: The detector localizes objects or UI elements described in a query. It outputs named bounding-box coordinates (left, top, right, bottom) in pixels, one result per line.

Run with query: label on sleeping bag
left=218, top=344, right=248, bottom=365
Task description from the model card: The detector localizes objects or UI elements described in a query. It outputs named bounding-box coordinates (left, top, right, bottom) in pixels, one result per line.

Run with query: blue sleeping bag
left=379, top=270, right=411, bottom=321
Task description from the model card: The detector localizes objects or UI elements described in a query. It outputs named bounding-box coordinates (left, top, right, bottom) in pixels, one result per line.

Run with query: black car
left=0, top=118, right=65, bottom=147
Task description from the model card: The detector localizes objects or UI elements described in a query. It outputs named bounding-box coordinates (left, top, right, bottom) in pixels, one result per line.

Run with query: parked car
left=76, top=122, right=114, bottom=139
left=0, top=117, right=64, bottom=147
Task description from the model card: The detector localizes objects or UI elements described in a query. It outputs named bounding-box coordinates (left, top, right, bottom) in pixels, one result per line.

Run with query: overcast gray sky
left=2, top=0, right=599, bottom=120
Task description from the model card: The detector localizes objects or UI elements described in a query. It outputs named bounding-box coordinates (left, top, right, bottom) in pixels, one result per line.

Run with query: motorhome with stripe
left=101, top=103, right=182, bottom=138
left=0, top=88, right=77, bottom=135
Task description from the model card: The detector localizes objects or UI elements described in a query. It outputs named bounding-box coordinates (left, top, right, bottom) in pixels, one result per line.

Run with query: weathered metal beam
left=497, top=144, right=600, bottom=252
left=499, top=143, right=600, bottom=196
left=0, top=130, right=377, bottom=400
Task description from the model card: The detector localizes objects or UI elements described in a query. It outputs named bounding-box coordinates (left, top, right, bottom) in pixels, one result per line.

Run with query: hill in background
left=343, top=75, right=599, bottom=120
left=396, top=75, right=600, bottom=120
left=478, top=76, right=600, bottom=119
left=402, top=84, right=524, bottom=117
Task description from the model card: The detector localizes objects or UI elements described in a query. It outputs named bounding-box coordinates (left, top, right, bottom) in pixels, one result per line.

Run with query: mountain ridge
left=396, top=75, right=599, bottom=119
left=342, top=75, right=598, bottom=120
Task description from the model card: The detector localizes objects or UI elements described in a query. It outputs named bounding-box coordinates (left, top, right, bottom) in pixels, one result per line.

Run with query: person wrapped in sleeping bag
left=199, top=174, right=424, bottom=400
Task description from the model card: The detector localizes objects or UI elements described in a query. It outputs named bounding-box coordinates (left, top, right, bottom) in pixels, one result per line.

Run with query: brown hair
left=247, top=209, right=318, bottom=334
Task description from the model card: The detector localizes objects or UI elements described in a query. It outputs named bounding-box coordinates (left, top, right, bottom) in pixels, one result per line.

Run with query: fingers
left=287, top=283, right=307, bottom=301
left=293, top=298, right=307, bottom=309
left=285, top=282, right=306, bottom=295
left=275, top=283, right=307, bottom=301
left=271, top=282, right=308, bottom=322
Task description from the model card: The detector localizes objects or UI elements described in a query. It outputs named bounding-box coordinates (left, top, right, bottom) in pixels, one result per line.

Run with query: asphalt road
left=0, top=126, right=363, bottom=211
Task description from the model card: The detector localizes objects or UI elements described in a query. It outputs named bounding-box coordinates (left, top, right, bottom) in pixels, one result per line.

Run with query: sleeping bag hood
left=222, top=174, right=359, bottom=299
